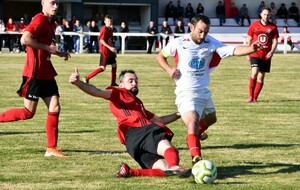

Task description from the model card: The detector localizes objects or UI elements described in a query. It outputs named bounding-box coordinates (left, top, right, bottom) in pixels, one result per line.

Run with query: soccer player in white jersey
left=156, top=15, right=262, bottom=165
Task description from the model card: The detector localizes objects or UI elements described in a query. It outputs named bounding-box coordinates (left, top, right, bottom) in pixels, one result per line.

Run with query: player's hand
left=266, top=52, right=273, bottom=60
left=246, top=55, right=250, bottom=61
left=60, top=52, right=71, bottom=61
left=69, top=68, right=80, bottom=84
left=251, top=41, right=263, bottom=51
left=170, top=68, right=181, bottom=80
left=49, top=44, right=58, bottom=54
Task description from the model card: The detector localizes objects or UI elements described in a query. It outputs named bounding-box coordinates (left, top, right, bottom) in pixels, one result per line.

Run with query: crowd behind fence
left=0, top=31, right=299, bottom=55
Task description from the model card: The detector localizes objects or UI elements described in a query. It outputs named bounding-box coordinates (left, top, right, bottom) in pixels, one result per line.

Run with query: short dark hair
left=191, top=15, right=210, bottom=26
left=119, top=70, right=136, bottom=82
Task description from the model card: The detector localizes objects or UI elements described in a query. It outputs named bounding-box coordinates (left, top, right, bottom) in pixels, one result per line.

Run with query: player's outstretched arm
left=233, top=41, right=262, bottom=56
left=69, top=68, right=112, bottom=100
left=150, top=112, right=181, bottom=125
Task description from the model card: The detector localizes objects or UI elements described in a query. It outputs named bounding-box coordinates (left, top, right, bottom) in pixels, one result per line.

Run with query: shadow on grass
left=64, top=149, right=127, bottom=155
left=217, top=162, right=300, bottom=180
left=178, top=143, right=299, bottom=150
left=206, top=143, right=299, bottom=149
left=0, top=130, right=98, bottom=136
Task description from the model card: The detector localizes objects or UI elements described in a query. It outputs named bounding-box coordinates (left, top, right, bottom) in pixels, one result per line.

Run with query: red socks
left=111, top=67, right=117, bottom=84
left=249, top=77, right=256, bottom=98
left=130, top=168, right=166, bottom=177
left=164, top=147, right=179, bottom=167
left=199, top=119, right=208, bottom=137
left=186, top=134, right=201, bottom=158
left=46, top=112, right=59, bottom=148
left=254, top=82, right=263, bottom=100
left=86, top=67, right=104, bottom=81
left=0, top=108, right=34, bottom=122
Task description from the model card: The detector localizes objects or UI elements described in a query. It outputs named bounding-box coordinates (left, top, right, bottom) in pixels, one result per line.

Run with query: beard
left=130, top=87, right=139, bottom=96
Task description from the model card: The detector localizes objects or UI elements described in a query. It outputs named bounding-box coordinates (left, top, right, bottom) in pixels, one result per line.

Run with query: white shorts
left=175, top=89, right=215, bottom=118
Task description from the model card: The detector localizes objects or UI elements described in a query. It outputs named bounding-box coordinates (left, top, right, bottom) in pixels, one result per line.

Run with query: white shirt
left=162, top=34, right=235, bottom=94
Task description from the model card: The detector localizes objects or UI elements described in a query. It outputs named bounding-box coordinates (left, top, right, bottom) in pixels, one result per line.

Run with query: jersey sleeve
left=25, top=14, right=43, bottom=38
left=161, top=38, right=177, bottom=58
left=207, top=35, right=235, bottom=58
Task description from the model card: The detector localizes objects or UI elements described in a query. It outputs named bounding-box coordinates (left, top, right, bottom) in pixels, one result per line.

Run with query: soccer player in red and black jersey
left=84, top=15, right=118, bottom=86
left=0, top=0, right=70, bottom=158
left=70, top=69, right=191, bottom=178
left=247, top=7, right=279, bottom=102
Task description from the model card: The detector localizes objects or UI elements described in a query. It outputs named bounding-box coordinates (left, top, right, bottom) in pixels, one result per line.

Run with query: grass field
left=0, top=53, right=299, bottom=190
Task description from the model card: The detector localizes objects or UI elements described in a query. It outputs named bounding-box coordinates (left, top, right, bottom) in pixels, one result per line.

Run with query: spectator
left=281, top=26, right=294, bottom=51
left=70, top=15, right=76, bottom=30
left=0, top=18, right=5, bottom=53
left=216, top=1, right=226, bottom=26
left=73, top=19, right=83, bottom=54
left=146, top=21, right=158, bottom=54
left=83, top=21, right=91, bottom=52
left=174, top=20, right=185, bottom=37
left=185, top=3, right=195, bottom=22
left=277, top=3, right=288, bottom=24
left=288, top=2, right=300, bottom=26
left=196, top=3, right=204, bottom=16
left=55, top=20, right=64, bottom=53
left=23, top=13, right=31, bottom=25
left=17, top=18, right=27, bottom=53
left=175, top=0, right=184, bottom=22
left=160, top=20, right=172, bottom=47
left=165, top=1, right=176, bottom=23
left=257, top=1, right=266, bottom=18
left=62, top=20, right=73, bottom=53
left=5, top=18, right=16, bottom=53
left=230, top=2, right=240, bottom=25
left=240, top=3, right=251, bottom=26
left=118, top=21, right=129, bottom=52
left=89, top=20, right=99, bottom=53
left=270, top=2, right=277, bottom=24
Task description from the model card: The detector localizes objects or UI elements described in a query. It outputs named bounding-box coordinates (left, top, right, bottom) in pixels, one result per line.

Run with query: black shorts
left=99, top=53, right=116, bottom=67
left=17, top=76, right=59, bottom=101
left=125, top=124, right=171, bottom=169
left=250, top=57, right=271, bottom=73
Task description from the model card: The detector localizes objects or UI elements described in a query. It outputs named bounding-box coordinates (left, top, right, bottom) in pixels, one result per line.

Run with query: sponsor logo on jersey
left=189, top=58, right=205, bottom=69
left=258, top=34, right=268, bottom=45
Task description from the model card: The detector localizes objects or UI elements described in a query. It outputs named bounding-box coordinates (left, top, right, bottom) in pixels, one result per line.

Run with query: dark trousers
left=0, top=35, right=3, bottom=51
left=7, top=35, right=15, bottom=52
left=147, top=37, right=155, bottom=54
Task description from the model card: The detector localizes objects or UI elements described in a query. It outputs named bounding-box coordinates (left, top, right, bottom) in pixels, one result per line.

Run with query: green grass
left=0, top=53, right=299, bottom=190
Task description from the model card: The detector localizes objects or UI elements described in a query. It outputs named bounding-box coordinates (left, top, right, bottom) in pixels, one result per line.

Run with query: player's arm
left=156, top=51, right=181, bottom=79
left=69, top=68, right=112, bottom=100
left=150, top=112, right=181, bottom=125
left=100, top=38, right=116, bottom=54
left=233, top=38, right=262, bottom=56
left=21, top=31, right=57, bottom=53
left=266, top=37, right=278, bottom=59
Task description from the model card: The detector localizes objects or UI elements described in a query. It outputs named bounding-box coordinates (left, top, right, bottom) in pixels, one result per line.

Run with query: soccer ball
left=192, top=160, right=217, bottom=184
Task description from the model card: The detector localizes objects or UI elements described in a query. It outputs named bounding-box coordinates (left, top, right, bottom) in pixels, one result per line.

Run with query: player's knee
left=23, top=108, right=34, bottom=119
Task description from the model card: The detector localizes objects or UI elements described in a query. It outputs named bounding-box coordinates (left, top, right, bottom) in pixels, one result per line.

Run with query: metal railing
left=1, top=31, right=299, bottom=54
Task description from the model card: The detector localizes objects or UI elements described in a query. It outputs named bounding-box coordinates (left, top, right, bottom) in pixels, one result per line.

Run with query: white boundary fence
left=1, top=31, right=299, bottom=54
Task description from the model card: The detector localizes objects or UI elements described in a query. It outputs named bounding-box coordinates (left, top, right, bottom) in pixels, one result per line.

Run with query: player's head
left=119, top=70, right=139, bottom=96
left=260, top=7, right=271, bottom=24
left=41, top=0, right=59, bottom=17
left=190, top=15, right=210, bottom=44
left=104, top=15, right=113, bottom=27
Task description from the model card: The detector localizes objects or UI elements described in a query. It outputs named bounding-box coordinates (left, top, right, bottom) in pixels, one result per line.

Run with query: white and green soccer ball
left=192, top=160, right=217, bottom=184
